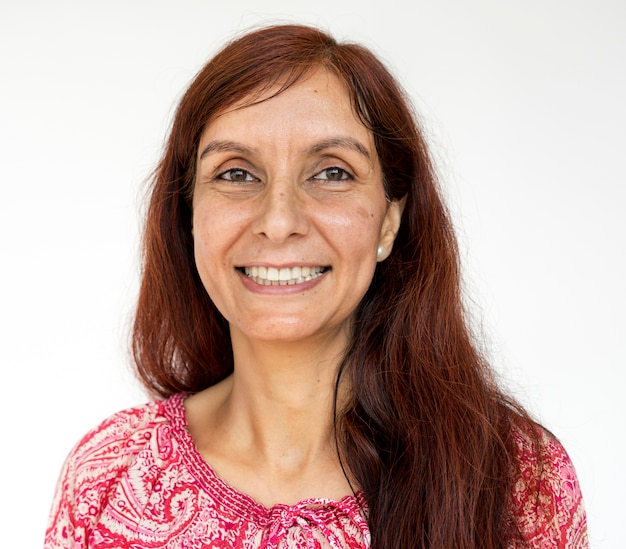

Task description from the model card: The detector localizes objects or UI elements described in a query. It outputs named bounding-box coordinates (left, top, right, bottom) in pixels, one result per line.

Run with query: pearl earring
left=377, top=245, right=387, bottom=261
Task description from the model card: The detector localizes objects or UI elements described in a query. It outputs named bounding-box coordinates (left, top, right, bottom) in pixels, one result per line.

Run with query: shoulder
left=45, top=394, right=187, bottom=548
left=508, top=421, right=588, bottom=548
left=64, top=397, right=176, bottom=474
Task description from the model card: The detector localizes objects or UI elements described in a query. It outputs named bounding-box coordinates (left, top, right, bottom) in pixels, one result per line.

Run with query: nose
left=251, top=178, right=308, bottom=242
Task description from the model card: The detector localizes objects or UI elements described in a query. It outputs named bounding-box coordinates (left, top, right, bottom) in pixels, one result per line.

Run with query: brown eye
left=313, top=167, right=352, bottom=182
left=218, top=168, right=256, bottom=182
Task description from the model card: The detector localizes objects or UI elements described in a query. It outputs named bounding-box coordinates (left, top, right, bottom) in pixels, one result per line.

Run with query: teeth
left=243, top=266, right=326, bottom=286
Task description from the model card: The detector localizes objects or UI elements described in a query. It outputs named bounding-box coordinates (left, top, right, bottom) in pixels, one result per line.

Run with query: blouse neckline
left=162, top=392, right=367, bottom=528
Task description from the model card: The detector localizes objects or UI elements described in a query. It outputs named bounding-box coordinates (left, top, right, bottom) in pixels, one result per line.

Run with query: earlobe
left=377, top=195, right=406, bottom=262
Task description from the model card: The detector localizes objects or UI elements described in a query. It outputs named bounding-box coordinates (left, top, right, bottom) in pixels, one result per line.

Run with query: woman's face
left=192, top=68, right=403, bottom=348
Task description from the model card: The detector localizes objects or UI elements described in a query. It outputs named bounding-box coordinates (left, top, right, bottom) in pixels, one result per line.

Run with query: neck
left=184, top=327, right=355, bottom=505
left=225, top=329, right=348, bottom=460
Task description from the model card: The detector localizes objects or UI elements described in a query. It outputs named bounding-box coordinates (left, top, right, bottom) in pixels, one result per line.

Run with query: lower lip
left=237, top=269, right=327, bottom=295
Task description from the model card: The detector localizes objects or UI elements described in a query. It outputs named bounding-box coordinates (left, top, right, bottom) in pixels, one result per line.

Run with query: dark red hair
left=133, top=24, right=535, bottom=548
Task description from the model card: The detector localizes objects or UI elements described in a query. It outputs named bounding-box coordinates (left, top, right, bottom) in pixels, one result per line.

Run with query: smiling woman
left=44, top=24, right=587, bottom=549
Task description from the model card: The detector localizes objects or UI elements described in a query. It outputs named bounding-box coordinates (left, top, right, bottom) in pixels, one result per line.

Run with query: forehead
left=198, top=68, right=373, bottom=149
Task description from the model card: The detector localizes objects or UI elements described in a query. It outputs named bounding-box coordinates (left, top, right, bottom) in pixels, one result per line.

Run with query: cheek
left=191, top=208, right=233, bottom=315
left=193, top=202, right=246, bottom=254
left=326, top=201, right=382, bottom=228
left=322, top=204, right=385, bottom=276
left=192, top=211, right=231, bottom=285
left=332, top=203, right=385, bottom=243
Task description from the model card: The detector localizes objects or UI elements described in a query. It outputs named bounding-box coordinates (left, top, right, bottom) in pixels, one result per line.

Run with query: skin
left=184, top=68, right=404, bottom=507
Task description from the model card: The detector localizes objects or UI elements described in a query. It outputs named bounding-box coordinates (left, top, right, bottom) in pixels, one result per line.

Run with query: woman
left=45, top=24, right=587, bottom=548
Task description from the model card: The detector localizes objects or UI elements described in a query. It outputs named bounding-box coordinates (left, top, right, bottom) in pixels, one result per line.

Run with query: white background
left=1, top=0, right=624, bottom=546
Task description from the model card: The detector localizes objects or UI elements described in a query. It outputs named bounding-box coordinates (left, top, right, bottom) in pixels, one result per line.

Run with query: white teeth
left=243, top=266, right=326, bottom=286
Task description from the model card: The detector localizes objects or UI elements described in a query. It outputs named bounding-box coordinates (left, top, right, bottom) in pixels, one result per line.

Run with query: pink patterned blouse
left=45, top=393, right=588, bottom=548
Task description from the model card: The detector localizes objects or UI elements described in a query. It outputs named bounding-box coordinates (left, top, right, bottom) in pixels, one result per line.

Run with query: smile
left=242, top=266, right=328, bottom=286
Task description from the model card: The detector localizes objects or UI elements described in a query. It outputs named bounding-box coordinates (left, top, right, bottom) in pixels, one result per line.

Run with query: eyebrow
left=198, top=137, right=371, bottom=162
left=199, top=140, right=254, bottom=160
left=307, top=137, right=371, bottom=161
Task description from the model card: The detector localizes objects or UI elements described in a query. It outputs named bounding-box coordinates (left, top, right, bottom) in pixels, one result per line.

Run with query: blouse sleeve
left=44, top=441, right=83, bottom=549
left=510, top=425, right=588, bottom=548
left=43, top=402, right=164, bottom=549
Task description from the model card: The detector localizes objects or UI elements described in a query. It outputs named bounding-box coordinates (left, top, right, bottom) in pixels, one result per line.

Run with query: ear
left=377, top=195, right=407, bottom=261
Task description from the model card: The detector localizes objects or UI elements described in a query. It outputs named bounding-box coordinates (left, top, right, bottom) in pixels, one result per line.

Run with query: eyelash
left=216, top=168, right=258, bottom=183
left=311, top=167, right=353, bottom=182
left=214, top=166, right=354, bottom=184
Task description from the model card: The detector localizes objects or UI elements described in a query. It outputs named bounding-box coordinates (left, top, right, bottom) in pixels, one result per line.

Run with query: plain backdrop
left=1, top=0, right=624, bottom=546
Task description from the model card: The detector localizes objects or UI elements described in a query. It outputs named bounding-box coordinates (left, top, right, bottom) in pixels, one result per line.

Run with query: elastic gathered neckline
left=162, top=392, right=367, bottom=529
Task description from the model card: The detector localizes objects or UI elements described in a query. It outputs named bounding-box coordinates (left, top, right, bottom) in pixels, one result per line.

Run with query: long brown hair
left=133, top=24, right=534, bottom=548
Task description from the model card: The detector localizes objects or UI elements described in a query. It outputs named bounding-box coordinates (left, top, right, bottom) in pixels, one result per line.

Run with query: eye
left=312, top=167, right=352, bottom=182
left=217, top=168, right=257, bottom=183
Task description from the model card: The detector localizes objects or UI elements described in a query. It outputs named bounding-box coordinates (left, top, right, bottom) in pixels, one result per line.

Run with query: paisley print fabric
left=45, top=394, right=587, bottom=548
left=507, top=425, right=588, bottom=548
